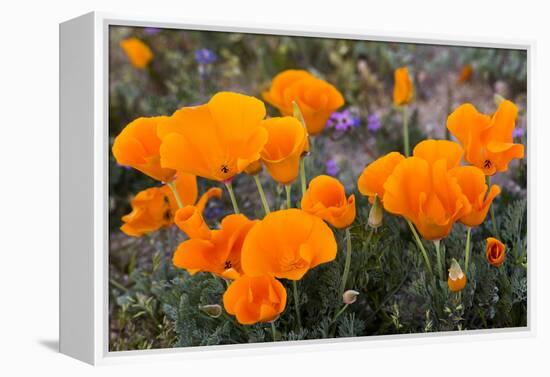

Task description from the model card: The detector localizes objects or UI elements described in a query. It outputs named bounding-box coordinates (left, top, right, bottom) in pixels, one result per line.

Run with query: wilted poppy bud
left=244, top=160, right=263, bottom=175
left=199, top=304, right=222, bottom=318
left=368, top=195, right=383, bottom=229
left=486, top=237, right=506, bottom=267
left=343, top=290, right=360, bottom=305
left=447, top=259, right=467, bottom=292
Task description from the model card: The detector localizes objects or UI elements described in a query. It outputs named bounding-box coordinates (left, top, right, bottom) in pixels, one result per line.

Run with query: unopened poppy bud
left=368, top=195, right=383, bottom=229
left=244, top=160, right=262, bottom=175
left=199, top=304, right=222, bottom=318
left=343, top=290, right=360, bottom=305
left=447, top=259, right=467, bottom=292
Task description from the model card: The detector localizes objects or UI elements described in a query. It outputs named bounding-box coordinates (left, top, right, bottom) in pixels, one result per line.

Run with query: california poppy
left=158, top=92, right=268, bottom=182
left=458, top=64, right=473, bottom=83
left=357, top=152, right=405, bottom=203
left=173, top=214, right=258, bottom=280
left=120, top=173, right=200, bottom=237
left=260, top=116, right=308, bottom=185
left=173, top=186, right=222, bottom=239
left=393, top=67, right=413, bottom=106
left=301, top=175, right=356, bottom=229
left=486, top=237, right=506, bottom=267
left=120, top=38, right=153, bottom=69
left=446, top=99, right=524, bottom=175
left=449, top=166, right=501, bottom=227
left=241, top=209, right=337, bottom=280
left=262, top=70, right=344, bottom=135
left=112, top=116, right=176, bottom=182
left=447, top=259, right=467, bottom=292
left=223, top=275, right=287, bottom=325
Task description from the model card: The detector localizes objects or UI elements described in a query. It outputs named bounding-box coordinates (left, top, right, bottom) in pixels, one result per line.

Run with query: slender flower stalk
left=293, top=101, right=309, bottom=197
left=464, top=227, right=472, bottom=275
left=486, top=175, right=499, bottom=237
left=293, top=281, right=302, bottom=328
left=166, top=181, right=184, bottom=209
left=434, top=240, right=445, bottom=281
left=300, top=159, right=307, bottom=197
left=332, top=304, right=349, bottom=323
left=402, top=105, right=410, bottom=156
left=285, top=184, right=292, bottom=209
left=224, top=181, right=240, bottom=214
left=340, top=228, right=353, bottom=296
left=406, top=220, right=433, bottom=276
left=271, top=321, right=277, bottom=341
left=253, top=175, right=270, bottom=215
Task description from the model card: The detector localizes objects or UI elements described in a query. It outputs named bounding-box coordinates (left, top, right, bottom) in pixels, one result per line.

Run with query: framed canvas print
left=59, top=12, right=532, bottom=365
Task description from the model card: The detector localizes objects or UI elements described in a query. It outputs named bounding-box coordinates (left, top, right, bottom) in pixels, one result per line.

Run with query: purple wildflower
left=195, top=48, right=217, bottom=65
left=512, top=127, right=525, bottom=139
left=367, top=113, right=381, bottom=132
left=143, top=27, right=161, bottom=35
left=326, top=109, right=360, bottom=132
left=325, top=159, right=340, bottom=176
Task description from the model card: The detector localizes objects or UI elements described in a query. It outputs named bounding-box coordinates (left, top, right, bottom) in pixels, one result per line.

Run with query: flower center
left=483, top=159, right=493, bottom=170
left=224, top=260, right=232, bottom=269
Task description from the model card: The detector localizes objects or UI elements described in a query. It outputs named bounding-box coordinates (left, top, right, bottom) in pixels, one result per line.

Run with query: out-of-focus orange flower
left=241, top=209, right=337, bottom=280
left=112, top=116, right=177, bottom=182
left=448, top=259, right=467, bottom=292
left=446, top=99, right=524, bottom=175
left=458, top=64, right=473, bottom=83
left=393, top=67, right=413, bottom=106
left=223, top=275, right=287, bottom=325
left=120, top=173, right=200, bottom=237
left=301, top=175, right=356, bottom=229
left=173, top=186, right=222, bottom=239
left=486, top=237, right=506, bottom=267
left=173, top=214, right=258, bottom=279
left=260, top=116, right=308, bottom=184
left=120, top=38, right=153, bottom=69
left=449, top=166, right=501, bottom=227
left=357, top=152, right=405, bottom=203
left=158, top=92, right=268, bottom=182
left=262, top=70, right=344, bottom=135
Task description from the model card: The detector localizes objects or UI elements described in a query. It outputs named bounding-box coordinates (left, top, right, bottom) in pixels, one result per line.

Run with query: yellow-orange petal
left=357, top=152, right=405, bottom=203
left=393, top=67, right=413, bottom=106
left=413, top=139, right=464, bottom=169
left=120, top=38, right=153, bottom=69
left=174, top=206, right=211, bottom=239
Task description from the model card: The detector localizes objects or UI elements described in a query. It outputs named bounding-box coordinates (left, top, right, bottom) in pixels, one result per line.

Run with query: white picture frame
left=59, top=11, right=535, bottom=365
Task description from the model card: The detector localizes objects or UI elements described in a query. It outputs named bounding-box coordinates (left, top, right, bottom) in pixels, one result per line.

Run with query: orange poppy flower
left=120, top=38, right=153, bottom=69
left=449, top=166, right=501, bottom=227
left=173, top=214, right=258, bottom=279
left=241, top=209, right=337, bottom=280
left=173, top=186, right=223, bottom=239
left=357, top=152, right=405, bottom=204
left=223, top=275, right=287, bottom=325
left=412, top=139, right=464, bottom=169
left=446, top=100, right=524, bottom=175
left=393, top=67, right=413, bottom=106
left=158, top=92, right=268, bottom=182
left=260, top=116, right=308, bottom=185
left=120, top=173, right=199, bottom=237
left=301, top=175, right=356, bottom=229
left=112, top=116, right=177, bottom=182
left=262, top=70, right=344, bottom=135
left=486, top=237, right=506, bottom=267
left=458, top=64, right=473, bottom=83
left=448, top=259, right=467, bottom=292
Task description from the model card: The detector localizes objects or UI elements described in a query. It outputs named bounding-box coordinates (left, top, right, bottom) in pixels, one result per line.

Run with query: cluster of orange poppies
left=113, top=65, right=524, bottom=325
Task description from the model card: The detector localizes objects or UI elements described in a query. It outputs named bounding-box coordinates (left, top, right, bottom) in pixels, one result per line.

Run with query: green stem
left=332, top=304, right=349, bottom=323
left=224, top=181, right=240, bottom=214
left=270, top=321, right=277, bottom=341
left=464, top=227, right=472, bottom=276
left=434, top=240, right=444, bottom=281
left=406, top=220, right=433, bottom=276
left=402, top=105, right=410, bottom=156
left=486, top=175, right=499, bottom=238
left=299, top=158, right=307, bottom=197
left=253, top=175, right=270, bottom=215
left=340, top=228, right=353, bottom=296
left=292, top=280, right=302, bottom=328
left=166, top=181, right=184, bottom=209
left=285, top=184, right=292, bottom=209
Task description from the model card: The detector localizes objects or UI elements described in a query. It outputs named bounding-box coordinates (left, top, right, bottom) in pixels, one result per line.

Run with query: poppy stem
left=406, top=220, right=433, bottom=276
left=292, top=280, right=302, bottom=328
left=224, top=181, right=240, bottom=214
left=434, top=240, right=445, bottom=281
left=464, top=227, right=472, bottom=276
left=402, top=105, right=410, bottom=156
left=166, top=181, right=184, bottom=208
left=270, top=321, right=277, bottom=341
left=253, top=175, right=270, bottom=215
left=332, top=304, right=349, bottom=324
left=486, top=176, right=499, bottom=238
left=340, top=228, right=353, bottom=297
left=300, top=158, right=307, bottom=197
left=285, top=184, right=292, bottom=209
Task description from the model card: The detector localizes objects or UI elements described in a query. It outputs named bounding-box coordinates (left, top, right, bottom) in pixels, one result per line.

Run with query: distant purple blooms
left=513, top=127, right=525, bottom=139
left=326, top=109, right=360, bottom=132
left=367, top=113, right=382, bottom=132
left=195, top=48, right=217, bottom=65
left=325, top=159, right=340, bottom=176
left=143, top=27, right=161, bottom=35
